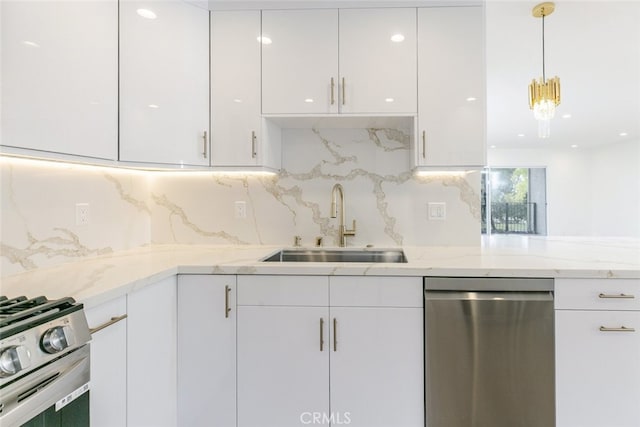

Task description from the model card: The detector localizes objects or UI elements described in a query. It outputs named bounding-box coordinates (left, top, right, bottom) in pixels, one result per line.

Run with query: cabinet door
left=237, top=306, right=329, bottom=427
left=417, top=7, right=485, bottom=167
left=119, top=0, right=209, bottom=166
left=330, top=307, right=424, bottom=427
left=211, top=11, right=261, bottom=167
left=177, top=275, right=236, bottom=427
left=339, top=8, right=417, bottom=114
left=127, top=276, right=177, bottom=427
left=85, top=296, right=127, bottom=427
left=261, top=9, right=338, bottom=114
left=556, top=310, right=640, bottom=427
left=1, top=0, right=117, bottom=160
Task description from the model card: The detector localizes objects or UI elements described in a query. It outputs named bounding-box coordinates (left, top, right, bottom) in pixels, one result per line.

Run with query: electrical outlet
left=428, top=202, right=446, bottom=220
left=234, top=201, right=247, bottom=219
left=75, top=203, right=90, bottom=225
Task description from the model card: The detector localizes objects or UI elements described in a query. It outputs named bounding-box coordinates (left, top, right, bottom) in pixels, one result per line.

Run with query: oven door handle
left=90, top=314, right=127, bottom=335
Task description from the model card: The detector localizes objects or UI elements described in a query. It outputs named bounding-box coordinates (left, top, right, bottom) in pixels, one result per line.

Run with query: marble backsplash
left=150, top=128, right=481, bottom=248
left=1, top=127, right=481, bottom=277
left=0, top=158, right=152, bottom=277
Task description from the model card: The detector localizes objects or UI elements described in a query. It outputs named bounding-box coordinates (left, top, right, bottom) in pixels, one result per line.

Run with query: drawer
left=330, top=276, right=423, bottom=307
left=237, top=275, right=329, bottom=306
left=555, top=278, right=640, bottom=310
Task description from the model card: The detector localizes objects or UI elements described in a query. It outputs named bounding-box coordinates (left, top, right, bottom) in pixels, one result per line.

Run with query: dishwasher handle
left=425, top=291, right=553, bottom=302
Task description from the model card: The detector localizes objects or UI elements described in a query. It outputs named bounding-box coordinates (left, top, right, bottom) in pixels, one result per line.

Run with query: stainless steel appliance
left=0, top=296, right=91, bottom=427
left=424, top=277, right=555, bottom=427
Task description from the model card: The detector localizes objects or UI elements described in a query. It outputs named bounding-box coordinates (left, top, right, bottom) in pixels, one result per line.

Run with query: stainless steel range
left=0, top=295, right=91, bottom=427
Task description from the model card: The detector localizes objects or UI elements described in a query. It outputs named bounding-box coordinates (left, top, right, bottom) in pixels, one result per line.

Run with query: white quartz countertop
left=1, top=236, right=639, bottom=309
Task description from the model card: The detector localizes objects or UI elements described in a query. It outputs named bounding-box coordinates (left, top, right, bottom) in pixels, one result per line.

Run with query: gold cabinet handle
left=90, top=314, right=127, bottom=335
left=333, top=318, right=337, bottom=352
left=422, top=130, right=426, bottom=159
left=599, top=326, right=636, bottom=332
left=202, top=130, right=208, bottom=158
left=599, top=293, right=635, bottom=299
left=341, top=77, right=345, bottom=106
left=330, top=77, right=335, bottom=105
left=251, top=131, right=257, bottom=159
left=320, top=318, right=325, bottom=351
left=224, top=285, right=231, bottom=318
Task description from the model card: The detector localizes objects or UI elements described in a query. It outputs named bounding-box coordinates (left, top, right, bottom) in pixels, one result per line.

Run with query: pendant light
left=528, top=2, right=561, bottom=138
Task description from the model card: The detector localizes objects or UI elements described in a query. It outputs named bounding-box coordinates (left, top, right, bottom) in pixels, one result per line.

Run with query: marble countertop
left=1, top=236, right=639, bottom=309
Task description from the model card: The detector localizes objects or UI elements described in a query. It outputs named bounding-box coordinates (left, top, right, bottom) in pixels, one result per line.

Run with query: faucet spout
left=330, top=183, right=356, bottom=247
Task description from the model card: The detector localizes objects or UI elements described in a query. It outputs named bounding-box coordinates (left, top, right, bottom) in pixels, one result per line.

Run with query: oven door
left=1, top=345, right=90, bottom=427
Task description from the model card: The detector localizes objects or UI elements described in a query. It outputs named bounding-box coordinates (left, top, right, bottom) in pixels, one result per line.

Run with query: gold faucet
left=330, top=183, right=356, bottom=247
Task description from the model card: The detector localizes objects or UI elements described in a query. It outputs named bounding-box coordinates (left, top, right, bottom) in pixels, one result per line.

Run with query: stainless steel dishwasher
left=424, top=277, right=555, bottom=427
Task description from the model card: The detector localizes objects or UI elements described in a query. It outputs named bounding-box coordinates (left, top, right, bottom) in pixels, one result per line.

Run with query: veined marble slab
left=1, top=236, right=638, bottom=310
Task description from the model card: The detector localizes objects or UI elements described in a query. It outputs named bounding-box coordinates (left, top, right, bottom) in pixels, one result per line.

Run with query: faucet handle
left=344, top=220, right=356, bottom=236
left=294, top=235, right=302, bottom=247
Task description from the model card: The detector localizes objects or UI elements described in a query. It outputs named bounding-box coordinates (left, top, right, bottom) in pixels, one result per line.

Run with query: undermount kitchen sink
left=261, top=249, right=407, bottom=263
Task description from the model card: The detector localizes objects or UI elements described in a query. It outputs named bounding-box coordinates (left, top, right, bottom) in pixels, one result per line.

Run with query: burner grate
left=0, top=296, right=81, bottom=339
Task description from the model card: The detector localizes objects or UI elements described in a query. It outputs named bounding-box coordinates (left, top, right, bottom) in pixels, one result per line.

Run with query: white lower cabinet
left=238, top=305, right=330, bottom=427
left=330, top=307, right=423, bottom=427
left=85, top=296, right=127, bottom=427
left=177, top=275, right=236, bottom=427
left=127, top=276, right=178, bottom=427
left=236, top=275, right=423, bottom=427
left=555, top=279, right=640, bottom=427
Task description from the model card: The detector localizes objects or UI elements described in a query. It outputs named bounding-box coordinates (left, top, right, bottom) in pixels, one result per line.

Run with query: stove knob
left=41, top=326, right=75, bottom=354
left=0, top=346, right=32, bottom=377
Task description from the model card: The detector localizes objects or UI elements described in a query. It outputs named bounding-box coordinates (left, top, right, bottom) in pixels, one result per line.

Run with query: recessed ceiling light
left=233, top=99, right=243, bottom=103
left=390, top=34, right=405, bottom=43
left=466, top=97, right=477, bottom=102
left=257, top=36, right=272, bottom=45
left=571, top=144, right=578, bottom=148
left=619, top=132, right=628, bottom=137
left=22, top=40, right=40, bottom=48
left=385, top=98, right=394, bottom=103
left=517, top=133, right=525, bottom=137
left=148, top=104, right=159, bottom=109
left=304, top=98, right=314, bottom=103
left=562, top=113, right=572, bottom=119
left=136, top=8, right=157, bottom=19
left=490, top=145, right=497, bottom=149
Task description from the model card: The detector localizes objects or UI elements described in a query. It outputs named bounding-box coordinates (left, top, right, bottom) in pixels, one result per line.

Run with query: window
left=482, top=168, right=547, bottom=235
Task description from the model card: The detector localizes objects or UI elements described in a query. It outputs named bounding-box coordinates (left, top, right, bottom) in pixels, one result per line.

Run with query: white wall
left=488, top=139, right=640, bottom=238
left=590, top=139, right=640, bottom=238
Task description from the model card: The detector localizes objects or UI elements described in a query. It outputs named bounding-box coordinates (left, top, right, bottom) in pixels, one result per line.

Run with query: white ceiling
left=486, top=0, right=640, bottom=149
left=208, top=0, right=639, bottom=149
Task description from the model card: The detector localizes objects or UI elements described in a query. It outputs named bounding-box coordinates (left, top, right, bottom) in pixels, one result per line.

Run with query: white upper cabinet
left=417, top=6, right=486, bottom=167
left=339, top=8, right=417, bottom=114
left=211, top=11, right=281, bottom=170
left=0, top=0, right=117, bottom=160
left=261, top=8, right=417, bottom=115
left=261, top=9, right=339, bottom=115
left=119, top=0, right=209, bottom=166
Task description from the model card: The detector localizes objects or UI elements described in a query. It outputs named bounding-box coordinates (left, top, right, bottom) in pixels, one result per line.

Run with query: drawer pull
left=599, top=326, right=636, bottom=333
left=225, top=285, right=232, bottom=318
left=333, top=318, right=337, bottom=352
left=90, top=314, right=127, bottom=335
left=320, top=318, right=325, bottom=352
left=598, top=293, right=635, bottom=299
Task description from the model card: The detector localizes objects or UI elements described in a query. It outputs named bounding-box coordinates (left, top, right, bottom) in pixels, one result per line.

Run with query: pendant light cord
left=542, top=13, right=546, bottom=82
